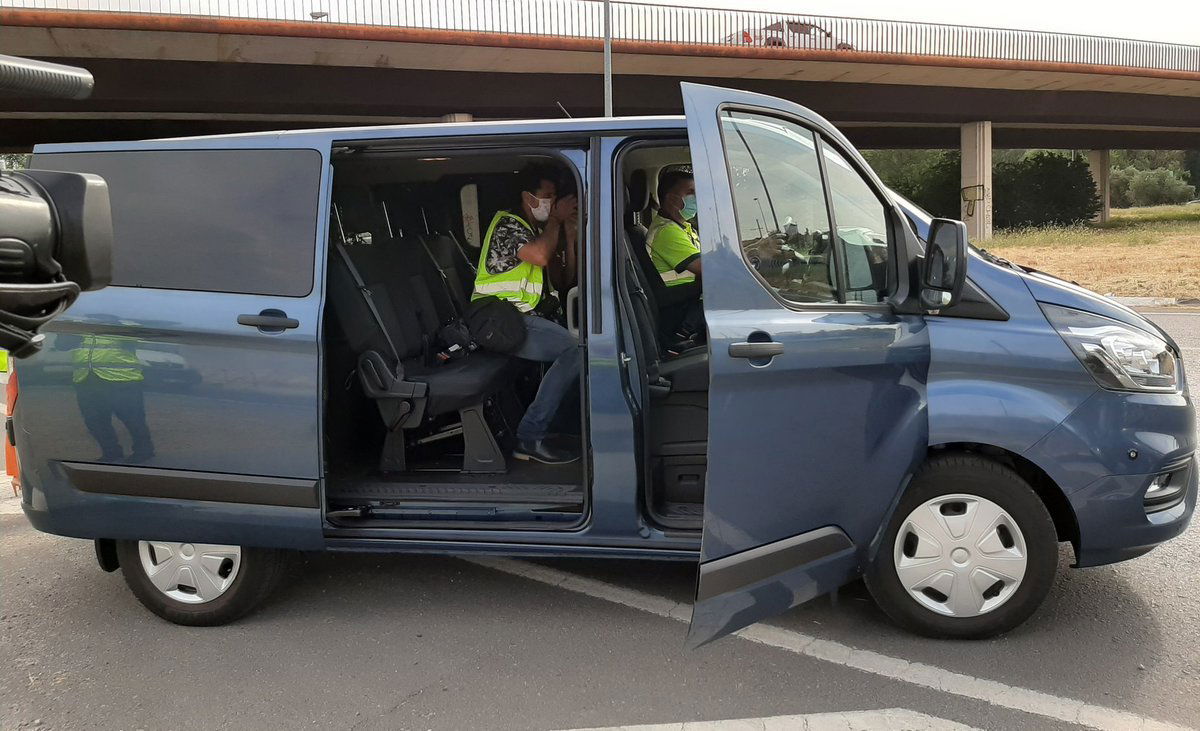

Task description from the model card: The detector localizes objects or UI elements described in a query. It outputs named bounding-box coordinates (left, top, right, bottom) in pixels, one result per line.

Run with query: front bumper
left=1068, top=455, right=1196, bottom=567
left=1023, top=384, right=1195, bottom=568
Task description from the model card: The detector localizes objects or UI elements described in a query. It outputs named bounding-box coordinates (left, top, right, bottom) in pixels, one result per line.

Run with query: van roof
left=34, top=115, right=689, bottom=154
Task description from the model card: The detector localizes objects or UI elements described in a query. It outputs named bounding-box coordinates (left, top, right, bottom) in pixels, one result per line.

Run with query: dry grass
left=985, top=204, right=1200, bottom=299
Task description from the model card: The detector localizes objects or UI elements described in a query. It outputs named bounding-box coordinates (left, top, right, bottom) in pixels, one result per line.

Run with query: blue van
left=14, top=84, right=1194, bottom=644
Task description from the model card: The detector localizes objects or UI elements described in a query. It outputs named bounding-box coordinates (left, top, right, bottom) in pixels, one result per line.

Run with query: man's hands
left=551, top=194, right=577, bottom=223
left=519, top=194, right=577, bottom=268
left=743, top=231, right=787, bottom=261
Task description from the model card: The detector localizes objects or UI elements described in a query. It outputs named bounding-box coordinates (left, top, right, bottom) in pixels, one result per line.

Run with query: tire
left=864, top=454, right=1058, bottom=639
left=115, top=539, right=287, bottom=626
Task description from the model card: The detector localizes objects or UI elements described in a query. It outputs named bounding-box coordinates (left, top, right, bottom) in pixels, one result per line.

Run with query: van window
left=719, top=110, right=838, bottom=304
left=33, top=149, right=322, bottom=296
left=821, top=143, right=891, bottom=303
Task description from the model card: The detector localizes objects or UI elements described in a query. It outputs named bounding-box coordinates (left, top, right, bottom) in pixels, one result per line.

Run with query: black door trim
left=62, top=461, right=319, bottom=509
left=697, top=525, right=854, bottom=602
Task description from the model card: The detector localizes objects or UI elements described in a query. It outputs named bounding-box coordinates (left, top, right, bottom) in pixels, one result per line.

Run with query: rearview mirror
left=920, top=218, right=968, bottom=311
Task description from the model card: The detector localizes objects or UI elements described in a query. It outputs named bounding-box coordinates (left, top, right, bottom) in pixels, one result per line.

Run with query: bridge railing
left=4, top=0, right=1198, bottom=74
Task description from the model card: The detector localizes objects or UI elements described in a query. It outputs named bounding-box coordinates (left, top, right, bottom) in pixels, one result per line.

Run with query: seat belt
left=443, top=230, right=478, bottom=277
left=417, top=235, right=464, bottom=319
left=333, top=242, right=402, bottom=366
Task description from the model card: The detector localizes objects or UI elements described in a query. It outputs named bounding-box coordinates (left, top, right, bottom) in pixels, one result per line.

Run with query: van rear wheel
left=864, top=454, right=1058, bottom=639
left=115, top=539, right=286, bottom=626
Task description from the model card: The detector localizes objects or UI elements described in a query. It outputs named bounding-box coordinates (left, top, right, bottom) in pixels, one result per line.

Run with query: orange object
left=6, top=367, right=19, bottom=494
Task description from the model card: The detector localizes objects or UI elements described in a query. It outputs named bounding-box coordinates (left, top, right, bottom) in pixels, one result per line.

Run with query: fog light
left=1144, top=468, right=1187, bottom=513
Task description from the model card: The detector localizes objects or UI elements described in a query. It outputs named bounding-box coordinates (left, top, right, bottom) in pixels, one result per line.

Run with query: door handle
left=238, top=309, right=299, bottom=332
left=728, top=341, right=784, bottom=359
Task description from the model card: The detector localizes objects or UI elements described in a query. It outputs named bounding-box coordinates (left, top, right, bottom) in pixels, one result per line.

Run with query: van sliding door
left=24, top=146, right=328, bottom=548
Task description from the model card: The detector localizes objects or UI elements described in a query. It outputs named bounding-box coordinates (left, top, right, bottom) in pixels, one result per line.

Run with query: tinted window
left=34, top=149, right=321, bottom=296
left=821, top=143, right=891, bottom=303
left=720, top=110, right=838, bottom=304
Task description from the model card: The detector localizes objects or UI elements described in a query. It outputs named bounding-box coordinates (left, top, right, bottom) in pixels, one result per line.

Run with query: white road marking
left=466, top=557, right=1192, bottom=731
left=565, top=708, right=977, bottom=730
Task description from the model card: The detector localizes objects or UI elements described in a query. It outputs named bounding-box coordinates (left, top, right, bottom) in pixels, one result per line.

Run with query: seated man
left=647, top=170, right=701, bottom=287
left=473, top=164, right=580, bottom=465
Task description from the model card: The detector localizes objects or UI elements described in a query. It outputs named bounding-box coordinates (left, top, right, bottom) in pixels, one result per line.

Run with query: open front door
left=681, top=83, right=930, bottom=646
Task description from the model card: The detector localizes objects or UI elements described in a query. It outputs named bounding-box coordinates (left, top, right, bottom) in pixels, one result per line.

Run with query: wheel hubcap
left=893, top=494, right=1028, bottom=618
left=137, top=541, right=242, bottom=604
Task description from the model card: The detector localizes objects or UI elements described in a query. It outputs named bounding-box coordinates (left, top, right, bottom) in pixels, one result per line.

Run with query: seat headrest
left=627, top=169, right=649, bottom=212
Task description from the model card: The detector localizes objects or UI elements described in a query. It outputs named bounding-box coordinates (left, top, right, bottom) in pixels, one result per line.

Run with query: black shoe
left=125, top=450, right=155, bottom=464
left=513, top=438, right=579, bottom=465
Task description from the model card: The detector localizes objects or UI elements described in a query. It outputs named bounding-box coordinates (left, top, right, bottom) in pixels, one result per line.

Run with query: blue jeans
left=514, top=316, right=580, bottom=442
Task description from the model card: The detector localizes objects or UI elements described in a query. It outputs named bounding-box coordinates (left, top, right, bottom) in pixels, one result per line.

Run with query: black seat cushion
left=659, top=349, right=709, bottom=393
left=406, top=352, right=514, bottom=416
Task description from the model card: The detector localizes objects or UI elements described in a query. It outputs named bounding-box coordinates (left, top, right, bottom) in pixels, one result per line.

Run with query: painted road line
left=465, top=557, right=1191, bottom=731
left=566, top=708, right=978, bottom=730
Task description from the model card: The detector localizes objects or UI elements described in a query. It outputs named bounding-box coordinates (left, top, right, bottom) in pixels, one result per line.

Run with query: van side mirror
left=920, top=218, right=968, bottom=310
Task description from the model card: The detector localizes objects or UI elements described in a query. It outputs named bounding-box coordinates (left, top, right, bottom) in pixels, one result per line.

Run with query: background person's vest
left=72, top=334, right=144, bottom=384
left=647, top=215, right=700, bottom=287
left=473, top=210, right=545, bottom=313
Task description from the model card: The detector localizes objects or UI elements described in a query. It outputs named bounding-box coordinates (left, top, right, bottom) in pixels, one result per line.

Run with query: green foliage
left=1110, top=149, right=1187, bottom=173
left=0, top=153, right=29, bottom=170
left=1109, top=165, right=1136, bottom=208
left=993, top=151, right=1100, bottom=228
left=866, top=148, right=1099, bottom=228
left=1184, top=150, right=1200, bottom=186
left=1126, top=167, right=1196, bottom=206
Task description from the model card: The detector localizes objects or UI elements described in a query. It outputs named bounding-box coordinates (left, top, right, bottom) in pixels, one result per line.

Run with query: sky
left=642, top=0, right=1199, bottom=46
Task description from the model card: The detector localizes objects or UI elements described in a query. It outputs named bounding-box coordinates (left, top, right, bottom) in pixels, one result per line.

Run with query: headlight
left=1041, top=304, right=1178, bottom=392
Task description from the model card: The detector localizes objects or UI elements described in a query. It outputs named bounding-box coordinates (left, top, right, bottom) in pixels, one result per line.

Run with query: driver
left=647, top=170, right=702, bottom=287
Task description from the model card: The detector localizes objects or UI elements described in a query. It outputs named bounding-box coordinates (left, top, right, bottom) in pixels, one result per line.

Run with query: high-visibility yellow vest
left=647, top=214, right=700, bottom=287
left=72, top=335, right=144, bottom=384
left=472, top=211, right=544, bottom=313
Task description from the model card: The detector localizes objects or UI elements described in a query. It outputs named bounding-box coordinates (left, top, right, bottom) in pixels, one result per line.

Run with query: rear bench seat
left=327, top=189, right=515, bottom=473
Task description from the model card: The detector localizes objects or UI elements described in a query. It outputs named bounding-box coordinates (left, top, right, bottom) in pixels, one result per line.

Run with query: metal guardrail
left=4, top=0, right=1199, bottom=74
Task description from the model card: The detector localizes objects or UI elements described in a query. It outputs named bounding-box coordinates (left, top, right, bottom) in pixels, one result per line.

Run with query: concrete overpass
left=2, top=1, right=1199, bottom=237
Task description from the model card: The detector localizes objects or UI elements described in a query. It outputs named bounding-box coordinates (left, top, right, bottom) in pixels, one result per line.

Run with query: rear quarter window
left=33, top=148, right=322, bottom=296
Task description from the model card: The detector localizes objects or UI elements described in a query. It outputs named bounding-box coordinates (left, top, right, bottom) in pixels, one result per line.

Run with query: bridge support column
left=960, top=121, right=993, bottom=241
left=1088, top=149, right=1111, bottom=223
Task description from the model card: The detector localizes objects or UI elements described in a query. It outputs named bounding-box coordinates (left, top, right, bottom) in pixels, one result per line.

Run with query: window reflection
left=721, top=111, right=838, bottom=304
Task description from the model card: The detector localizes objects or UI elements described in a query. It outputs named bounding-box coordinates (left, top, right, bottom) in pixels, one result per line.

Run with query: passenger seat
left=625, top=171, right=702, bottom=340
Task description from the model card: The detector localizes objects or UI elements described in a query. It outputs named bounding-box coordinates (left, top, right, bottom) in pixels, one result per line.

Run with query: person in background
left=647, top=170, right=701, bottom=287
left=473, top=164, right=580, bottom=465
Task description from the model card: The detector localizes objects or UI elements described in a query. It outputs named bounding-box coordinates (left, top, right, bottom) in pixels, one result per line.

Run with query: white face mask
left=527, top=194, right=554, bottom=223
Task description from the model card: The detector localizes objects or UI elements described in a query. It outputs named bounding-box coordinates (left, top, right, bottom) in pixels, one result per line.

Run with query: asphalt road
left=1, top=312, right=1197, bottom=731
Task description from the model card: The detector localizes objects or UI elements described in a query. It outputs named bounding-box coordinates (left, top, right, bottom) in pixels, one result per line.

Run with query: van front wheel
left=115, top=540, right=285, bottom=626
left=864, top=454, right=1058, bottom=639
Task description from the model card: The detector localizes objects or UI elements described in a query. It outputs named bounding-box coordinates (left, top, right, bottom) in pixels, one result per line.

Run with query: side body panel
left=18, top=139, right=332, bottom=549
left=926, top=253, right=1098, bottom=457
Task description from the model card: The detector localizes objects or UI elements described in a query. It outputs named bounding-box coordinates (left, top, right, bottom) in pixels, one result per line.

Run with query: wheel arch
left=929, top=442, right=1080, bottom=551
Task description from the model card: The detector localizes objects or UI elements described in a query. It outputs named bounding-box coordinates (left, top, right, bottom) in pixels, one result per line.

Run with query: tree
left=993, top=151, right=1100, bottom=228
left=0, top=153, right=29, bottom=170
left=1182, top=150, right=1200, bottom=187
left=1127, top=168, right=1196, bottom=206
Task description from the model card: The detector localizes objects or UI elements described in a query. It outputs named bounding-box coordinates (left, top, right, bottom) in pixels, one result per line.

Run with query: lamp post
left=603, top=0, right=613, bottom=116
